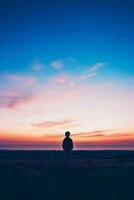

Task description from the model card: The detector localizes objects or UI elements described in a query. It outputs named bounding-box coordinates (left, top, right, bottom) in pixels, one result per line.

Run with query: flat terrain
left=0, top=150, right=134, bottom=200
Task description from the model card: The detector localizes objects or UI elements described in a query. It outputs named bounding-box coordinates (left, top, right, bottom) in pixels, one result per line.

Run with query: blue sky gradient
left=0, top=0, right=134, bottom=149
left=0, top=0, right=134, bottom=75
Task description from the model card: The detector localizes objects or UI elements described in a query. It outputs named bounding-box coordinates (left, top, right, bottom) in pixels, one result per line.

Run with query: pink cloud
left=0, top=74, right=38, bottom=108
left=0, top=89, right=35, bottom=109
left=7, top=95, right=34, bottom=108
left=73, top=130, right=134, bottom=138
left=55, top=74, right=69, bottom=84
left=32, top=119, right=75, bottom=128
left=73, top=130, right=109, bottom=137
left=7, top=74, right=36, bottom=85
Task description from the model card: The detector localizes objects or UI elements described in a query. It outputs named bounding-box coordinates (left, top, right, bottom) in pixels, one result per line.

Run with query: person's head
left=65, top=131, right=70, bottom=137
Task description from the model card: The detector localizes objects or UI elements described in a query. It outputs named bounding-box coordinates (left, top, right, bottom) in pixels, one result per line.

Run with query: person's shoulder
left=69, top=138, right=73, bottom=141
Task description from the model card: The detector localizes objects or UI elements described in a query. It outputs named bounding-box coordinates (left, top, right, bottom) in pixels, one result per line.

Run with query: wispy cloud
left=32, top=119, right=75, bottom=128
left=0, top=89, right=35, bottom=109
left=67, top=57, right=76, bottom=63
left=6, top=95, right=34, bottom=109
left=80, top=72, right=96, bottom=80
left=80, top=62, right=107, bottom=80
left=0, top=74, right=37, bottom=109
left=73, top=130, right=134, bottom=138
left=73, top=130, right=109, bottom=137
left=51, top=60, right=64, bottom=69
left=55, top=75, right=68, bottom=84
left=88, top=62, right=107, bottom=72
left=7, top=74, right=36, bottom=85
left=54, top=74, right=72, bottom=84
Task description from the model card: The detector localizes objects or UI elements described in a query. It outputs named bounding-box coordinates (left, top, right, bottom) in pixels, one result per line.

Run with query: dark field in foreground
left=0, top=150, right=134, bottom=200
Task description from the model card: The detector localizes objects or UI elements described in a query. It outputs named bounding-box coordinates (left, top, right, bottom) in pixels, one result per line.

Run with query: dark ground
left=0, top=150, right=134, bottom=200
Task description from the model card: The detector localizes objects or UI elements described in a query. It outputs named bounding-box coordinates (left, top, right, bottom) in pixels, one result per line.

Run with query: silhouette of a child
left=62, top=131, right=73, bottom=161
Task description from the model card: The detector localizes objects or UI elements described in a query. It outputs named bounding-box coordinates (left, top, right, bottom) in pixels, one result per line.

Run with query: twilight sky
left=0, top=0, right=134, bottom=149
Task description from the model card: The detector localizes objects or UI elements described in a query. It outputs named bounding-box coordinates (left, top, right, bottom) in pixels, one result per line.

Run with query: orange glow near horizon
left=0, top=70, right=134, bottom=149
left=1, top=129, right=134, bottom=150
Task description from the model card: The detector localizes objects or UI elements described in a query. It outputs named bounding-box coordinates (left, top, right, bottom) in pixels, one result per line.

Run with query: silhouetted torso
left=62, top=137, right=73, bottom=152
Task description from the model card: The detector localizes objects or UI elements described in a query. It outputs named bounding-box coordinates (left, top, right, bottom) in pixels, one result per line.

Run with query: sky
left=0, top=0, right=134, bottom=150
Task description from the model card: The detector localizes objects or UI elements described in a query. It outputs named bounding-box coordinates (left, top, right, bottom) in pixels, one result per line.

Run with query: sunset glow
left=0, top=0, right=134, bottom=149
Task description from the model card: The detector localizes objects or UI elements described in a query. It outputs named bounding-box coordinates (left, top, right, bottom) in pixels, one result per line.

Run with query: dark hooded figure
left=62, top=131, right=73, bottom=161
